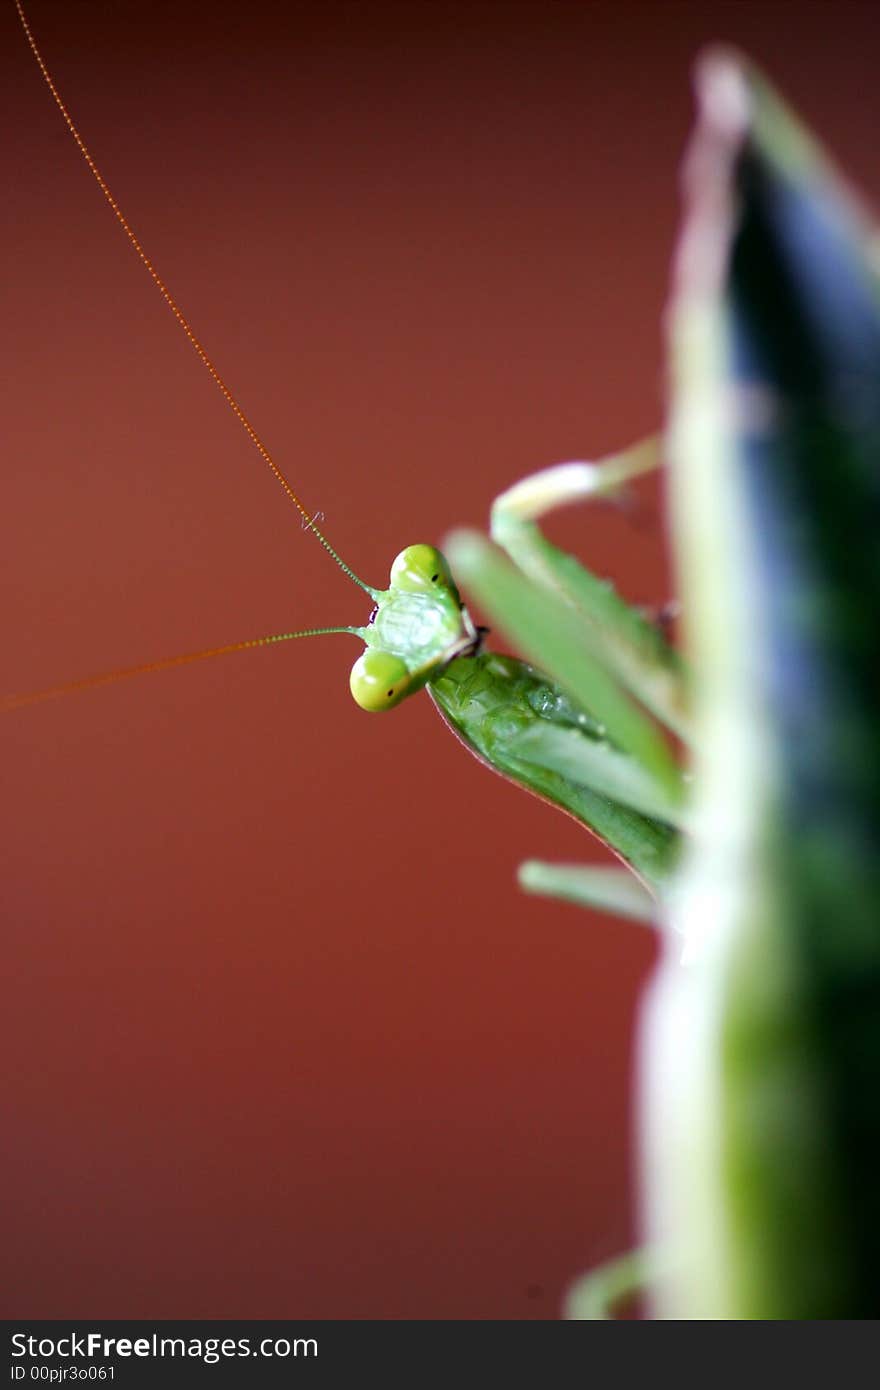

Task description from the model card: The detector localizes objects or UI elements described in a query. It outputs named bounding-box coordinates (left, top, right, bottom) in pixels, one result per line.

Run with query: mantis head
left=349, top=544, right=481, bottom=711
left=2, top=540, right=482, bottom=717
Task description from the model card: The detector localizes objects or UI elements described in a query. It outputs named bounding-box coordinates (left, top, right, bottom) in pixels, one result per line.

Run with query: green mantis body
left=14, top=1, right=879, bottom=1324
left=8, top=0, right=687, bottom=921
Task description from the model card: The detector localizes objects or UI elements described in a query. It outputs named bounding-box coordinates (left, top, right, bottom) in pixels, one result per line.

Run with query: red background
left=3, top=0, right=878, bottom=1319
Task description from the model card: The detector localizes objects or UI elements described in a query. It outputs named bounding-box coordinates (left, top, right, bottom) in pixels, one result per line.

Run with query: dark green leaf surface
left=654, top=55, right=880, bottom=1317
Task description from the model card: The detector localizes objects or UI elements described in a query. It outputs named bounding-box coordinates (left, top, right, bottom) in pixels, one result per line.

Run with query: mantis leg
left=518, top=862, right=657, bottom=924
left=488, top=438, right=691, bottom=743
left=564, top=1248, right=652, bottom=1319
left=435, top=440, right=689, bottom=918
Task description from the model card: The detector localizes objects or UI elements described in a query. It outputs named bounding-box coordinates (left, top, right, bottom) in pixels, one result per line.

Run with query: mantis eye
left=349, top=650, right=413, bottom=711
left=390, top=544, right=456, bottom=595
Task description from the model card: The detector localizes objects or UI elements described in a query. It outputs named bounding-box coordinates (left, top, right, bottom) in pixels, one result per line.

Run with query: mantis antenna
left=0, top=628, right=367, bottom=715
left=9, top=2, right=480, bottom=716
left=13, top=0, right=375, bottom=600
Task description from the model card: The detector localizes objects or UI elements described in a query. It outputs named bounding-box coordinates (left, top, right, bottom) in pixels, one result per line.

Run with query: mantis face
left=350, top=545, right=481, bottom=711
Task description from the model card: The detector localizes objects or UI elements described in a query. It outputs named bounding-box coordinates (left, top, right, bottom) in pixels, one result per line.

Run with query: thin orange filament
left=13, top=0, right=371, bottom=594
left=1, top=628, right=363, bottom=714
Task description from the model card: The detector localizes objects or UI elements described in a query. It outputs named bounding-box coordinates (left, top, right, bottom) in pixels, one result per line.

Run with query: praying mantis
left=6, top=0, right=687, bottom=920
left=10, top=2, right=879, bottom=1324
left=4, top=0, right=678, bottom=1319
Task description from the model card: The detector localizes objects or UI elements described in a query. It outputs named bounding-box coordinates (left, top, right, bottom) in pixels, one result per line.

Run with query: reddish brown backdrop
left=3, top=0, right=878, bottom=1319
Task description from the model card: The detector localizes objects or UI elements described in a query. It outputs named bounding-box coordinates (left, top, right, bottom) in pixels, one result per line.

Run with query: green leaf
left=649, top=52, right=880, bottom=1318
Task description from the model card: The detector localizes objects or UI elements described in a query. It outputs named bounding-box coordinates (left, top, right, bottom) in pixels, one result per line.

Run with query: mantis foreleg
left=430, top=442, right=691, bottom=918
left=488, top=438, right=691, bottom=743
